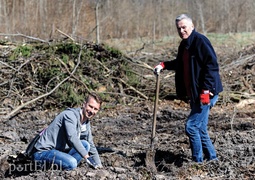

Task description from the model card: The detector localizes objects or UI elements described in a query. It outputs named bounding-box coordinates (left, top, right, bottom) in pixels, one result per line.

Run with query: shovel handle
left=151, top=74, right=160, bottom=149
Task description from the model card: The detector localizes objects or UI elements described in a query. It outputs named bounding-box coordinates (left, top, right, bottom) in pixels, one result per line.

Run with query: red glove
left=200, top=90, right=210, bottom=104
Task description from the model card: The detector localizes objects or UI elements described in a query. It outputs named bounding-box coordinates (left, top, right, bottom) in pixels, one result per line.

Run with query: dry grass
left=104, top=32, right=255, bottom=55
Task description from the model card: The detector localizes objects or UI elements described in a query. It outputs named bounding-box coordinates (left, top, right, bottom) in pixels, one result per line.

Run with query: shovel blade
left=145, top=149, right=157, bottom=173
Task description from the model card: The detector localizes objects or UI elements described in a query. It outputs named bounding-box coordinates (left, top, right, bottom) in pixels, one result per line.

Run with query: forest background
left=1, top=0, right=255, bottom=44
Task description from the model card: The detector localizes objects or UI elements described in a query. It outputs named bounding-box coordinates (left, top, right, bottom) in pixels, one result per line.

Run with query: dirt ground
left=1, top=100, right=255, bottom=180
left=1, top=42, right=255, bottom=179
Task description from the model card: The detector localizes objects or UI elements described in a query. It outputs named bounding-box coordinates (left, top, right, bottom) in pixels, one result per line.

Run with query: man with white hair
left=154, top=14, right=223, bottom=163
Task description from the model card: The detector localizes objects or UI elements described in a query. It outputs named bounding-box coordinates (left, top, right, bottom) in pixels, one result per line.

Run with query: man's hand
left=153, top=62, right=165, bottom=75
left=200, top=90, right=210, bottom=105
left=86, top=156, right=99, bottom=169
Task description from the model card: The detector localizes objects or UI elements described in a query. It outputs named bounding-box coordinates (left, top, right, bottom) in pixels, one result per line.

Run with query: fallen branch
left=0, top=60, right=16, bottom=71
left=112, top=77, right=148, bottom=100
left=230, top=107, right=237, bottom=131
left=0, top=33, right=48, bottom=43
left=236, top=99, right=255, bottom=109
left=242, top=76, right=255, bottom=94
left=56, top=57, right=91, bottom=93
left=56, top=29, right=75, bottom=41
left=96, top=91, right=144, bottom=101
left=125, top=56, right=153, bottom=70
left=222, top=54, right=255, bottom=71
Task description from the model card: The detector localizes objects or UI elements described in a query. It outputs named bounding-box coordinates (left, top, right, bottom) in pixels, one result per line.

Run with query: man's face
left=176, top=19, right=194, bottom=39
left=82, top=97, right=100, bottom=120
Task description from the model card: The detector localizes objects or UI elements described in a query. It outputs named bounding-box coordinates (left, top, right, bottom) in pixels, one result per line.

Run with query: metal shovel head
left=145, top=74, right=160, bottom=173
left=145, top=148, right=157, bottom=173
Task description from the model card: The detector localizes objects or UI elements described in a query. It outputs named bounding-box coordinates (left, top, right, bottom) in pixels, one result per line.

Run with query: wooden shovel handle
left=151, top=74, right=160, bottom=149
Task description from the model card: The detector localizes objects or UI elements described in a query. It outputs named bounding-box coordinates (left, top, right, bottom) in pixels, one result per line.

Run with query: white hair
left=175, top=14, right=193, bottom=25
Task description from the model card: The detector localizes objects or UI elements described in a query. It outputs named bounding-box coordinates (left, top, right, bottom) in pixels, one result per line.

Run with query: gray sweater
left=34, top=108, right=88, bottom=157
left=80, top=119, right=102, bottom=166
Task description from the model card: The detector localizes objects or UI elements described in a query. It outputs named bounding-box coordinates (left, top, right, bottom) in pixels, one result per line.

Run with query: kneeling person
left=31, top=93, right=103, bottom=170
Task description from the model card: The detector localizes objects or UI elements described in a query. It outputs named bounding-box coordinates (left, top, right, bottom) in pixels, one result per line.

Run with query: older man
left=154, top=14, right=223, bottom=162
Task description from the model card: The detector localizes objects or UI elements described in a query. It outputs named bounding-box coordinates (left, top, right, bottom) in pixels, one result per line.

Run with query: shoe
left=207, top=158, right=219, bottom=164
left=204, top=158, right=220, bottom=169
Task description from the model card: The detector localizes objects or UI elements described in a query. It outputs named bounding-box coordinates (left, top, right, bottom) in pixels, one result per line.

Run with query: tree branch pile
left=220, top=44, right=255, bottom=108
left=0, top=37, right=254, bottom=119
left=0, top=39, right=158, bottom=119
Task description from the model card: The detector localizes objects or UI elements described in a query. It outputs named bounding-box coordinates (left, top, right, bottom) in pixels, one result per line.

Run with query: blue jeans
left=33, top=140, right=90, bottom=170
left=185, top=95, right=218, bottom=162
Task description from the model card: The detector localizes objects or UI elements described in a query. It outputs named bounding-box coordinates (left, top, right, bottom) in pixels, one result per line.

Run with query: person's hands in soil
left=86, top=156, right=99, bottom=169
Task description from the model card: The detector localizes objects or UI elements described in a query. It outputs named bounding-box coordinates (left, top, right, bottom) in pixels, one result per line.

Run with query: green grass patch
left=9, top=44, right=33, bottom=60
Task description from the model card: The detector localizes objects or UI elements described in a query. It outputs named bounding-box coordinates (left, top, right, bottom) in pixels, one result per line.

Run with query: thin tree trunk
left=96, top=1, right=100, bottom=44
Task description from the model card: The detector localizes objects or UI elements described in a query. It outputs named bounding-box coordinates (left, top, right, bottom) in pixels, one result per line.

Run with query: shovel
left=145, top=73, right=160, bottom=173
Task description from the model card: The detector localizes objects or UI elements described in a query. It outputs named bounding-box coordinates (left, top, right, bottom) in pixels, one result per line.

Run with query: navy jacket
left=164, top=29, right=223, bottom=103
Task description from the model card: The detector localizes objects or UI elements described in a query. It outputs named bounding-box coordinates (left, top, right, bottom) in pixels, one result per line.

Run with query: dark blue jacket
left=164, top=30, right=223, bottom=103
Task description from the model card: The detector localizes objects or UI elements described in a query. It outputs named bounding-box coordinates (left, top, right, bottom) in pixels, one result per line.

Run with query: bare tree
left=72, top=0, right=83, bottom=37
left=0, top=0, right=254, bottom=41
left=96, top=0, right=100, bottom=44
